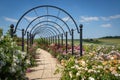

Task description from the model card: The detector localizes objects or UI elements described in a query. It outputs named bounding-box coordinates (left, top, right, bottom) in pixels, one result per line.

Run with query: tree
left=0, top=28, right=3, bottom=37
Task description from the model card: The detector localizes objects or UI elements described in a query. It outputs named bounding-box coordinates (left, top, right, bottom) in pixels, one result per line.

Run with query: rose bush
left=28, top=42, right=38, bottom=67
left=55, top=45, right=120, bottom=80
left=0, top=35, right=29, bottom=80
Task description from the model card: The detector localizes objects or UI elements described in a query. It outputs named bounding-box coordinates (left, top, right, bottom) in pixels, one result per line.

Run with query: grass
left=98, top=38, right=120, bottom=45
left=67, top=38, right=120, bottom=46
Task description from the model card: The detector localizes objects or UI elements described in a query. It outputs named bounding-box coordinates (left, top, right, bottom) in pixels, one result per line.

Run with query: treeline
left=100, top=36, right=120, bottom=39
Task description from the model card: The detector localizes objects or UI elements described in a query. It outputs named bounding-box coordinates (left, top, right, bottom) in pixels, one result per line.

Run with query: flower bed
left=37, top=40, right=120, bottom=80
left=54, top=44, right=120, bottom=80
left=0, top=35, right=30, bottom=80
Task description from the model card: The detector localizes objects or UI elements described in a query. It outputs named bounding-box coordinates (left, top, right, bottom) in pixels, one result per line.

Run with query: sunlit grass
left=99, top=38, right=120, bottom=45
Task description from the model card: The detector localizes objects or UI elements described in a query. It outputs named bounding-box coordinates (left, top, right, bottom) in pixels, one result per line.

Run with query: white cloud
left=4, top=17, right=18, bottom=23
left=24, top=16, right=46, bottom=22
left=24, top=16, right=37, bottom=21
left=80, top=16, right=99, bottom=22
left=101, top=14, right=120, bottom=21
left=101, top=23, right=112, bottom=28
left=55, top=25, right=60, bottom=29
left=110, top=14, right=120, bottom=19
left=62, top=17, right=71, bottom=22
left=101, top=17, right=110, bottom=21
left=79, top=14, right=120, bottom=22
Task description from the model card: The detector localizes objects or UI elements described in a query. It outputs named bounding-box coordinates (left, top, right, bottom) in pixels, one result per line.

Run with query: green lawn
left=98, top=38, right=120, bottom=45
left=71, top=38, right=120, bottom=46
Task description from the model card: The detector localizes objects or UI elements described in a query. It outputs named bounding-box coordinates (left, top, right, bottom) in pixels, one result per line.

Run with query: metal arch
left=35, top=31, right=52, bottom=38
left=37, top=31, right=53, bottom=38
left=33, top=28, right=56, bottom=37
left=34, top=29, right=55, bottom=38
left=15, top=5, right=79, bottom=34
left=33, top=30, right=52, bottom=38
left=34, top=32, right=52, bottom=42
left=33, top=27, right=60, bottom=38
left=32, top=26, right=58, bottom=35
left=30, top=21, right=66, bottom=36
left=25, top=15, right=71, bottom=35
left=33, top=30, right=54, bottom=38
left=31, top=24, right=61, bottom=35
left=32, top=26, right=59, bottom=36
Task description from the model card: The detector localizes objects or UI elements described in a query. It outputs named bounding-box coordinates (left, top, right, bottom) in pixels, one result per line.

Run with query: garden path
left=26, top=48, right=61, bottom=80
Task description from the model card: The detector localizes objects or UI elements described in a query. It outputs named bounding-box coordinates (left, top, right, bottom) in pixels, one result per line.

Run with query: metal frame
left=14, top=5, right=79, bottom=33
left=32, top=24, right=61, bottom=35
left=30, top=21, right=66, bottom=36
left=10, top=5, right=83, bottom=56
left=24, top=15, right=71, bottom=35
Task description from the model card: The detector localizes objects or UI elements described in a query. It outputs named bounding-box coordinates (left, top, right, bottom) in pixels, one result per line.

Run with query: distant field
left=98, top=38, right=120, bottom=45
left=68, top=38, right=120, bottom=46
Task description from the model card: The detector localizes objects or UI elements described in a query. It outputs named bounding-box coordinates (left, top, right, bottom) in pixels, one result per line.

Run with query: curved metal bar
left=30, top=21, right=65, bottom=36
left=34, top=29, right=54, bottom=39
left=37, top=31, right=52, bottom=38
left=33, top=30, right=52, bottom=38
left=15, top=5, right=78, bottom=34
left=33, top=28, right=56, bottom=38
left=33, top=27, right=58, bottom=36
left=32, top=24, right=61, bottom=35
left=24, top=15, right=71, bottom=35
left=35, top=31, right=51, bottom=38
left=32, top=27, right=57, bottom=35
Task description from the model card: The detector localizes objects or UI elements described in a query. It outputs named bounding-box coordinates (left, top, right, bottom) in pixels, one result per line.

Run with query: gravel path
left=26, top=48, right=61, bottom=80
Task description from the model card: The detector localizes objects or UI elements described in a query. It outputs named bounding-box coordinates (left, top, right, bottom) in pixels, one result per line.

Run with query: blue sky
left=0, top=0, right=120, bottom=38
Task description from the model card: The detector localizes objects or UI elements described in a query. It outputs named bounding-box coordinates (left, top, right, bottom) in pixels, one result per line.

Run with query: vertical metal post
left=53, top=36, right=54, bottom=43
left=27, top=32, right=29, bottom=53
left=55, top=36, right=57, bottom=44
left=61, top=34, right=63, bottom=46
left=22, top=29, right=24, bottom=51
left=32, top=34, right=34, bottom=45
left=58, top=35, right=60, bottom=48
left=58, top=35, right=60, bottom=45
left=10, top=24, right=14, bottom=38
left=51, top=36, right=53, bottom=43
left=44, top=38, right=45, bottom=44
left=66, top=32, right=68, bottom=53
left=45, top=37, right=48, bottom=45
left=80, top=24, right=83, bottom=56
left=30, top=33, right=32, bottom=47
left=71, top=29, right=74, bottom=55
left=49, top=37, right=50, bottom=45
left=50, top=36, right=51, bottom=44
left=45, top=37, right=46, bottom=44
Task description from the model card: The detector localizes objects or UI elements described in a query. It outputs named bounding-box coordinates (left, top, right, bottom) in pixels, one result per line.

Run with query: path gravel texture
left=26, top=48, right=61, bottom=80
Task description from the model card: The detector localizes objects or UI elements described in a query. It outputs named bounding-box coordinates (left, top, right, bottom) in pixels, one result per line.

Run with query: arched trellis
left=34, top=29, right=55, bottom=44
left=10, top=5, right=83, bottom=56
left=14, top=5, right=79, bottom=33
left=32, top=24, right=61, bottom=35
left=29, top=28, right=56, bottom=47
left=33, top=27, right=58, bottom=37
left=34, top=30, right=55, bottom=39
left=25, top=15, right=72, bottom=35
left=32, top=27, right=61, bottom=46
left=30, top=21, right=66, bottom=36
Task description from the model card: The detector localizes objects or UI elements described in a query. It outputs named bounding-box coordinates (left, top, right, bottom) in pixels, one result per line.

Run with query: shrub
left=0, top=35, right=29, bottom=80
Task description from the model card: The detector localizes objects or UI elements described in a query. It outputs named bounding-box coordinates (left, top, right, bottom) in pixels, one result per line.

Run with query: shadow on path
left=26, top=48, right=61, bottom=80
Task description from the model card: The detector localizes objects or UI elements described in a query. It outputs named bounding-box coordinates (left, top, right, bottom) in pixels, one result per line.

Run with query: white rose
left=88, top=77, right=95, bottom=80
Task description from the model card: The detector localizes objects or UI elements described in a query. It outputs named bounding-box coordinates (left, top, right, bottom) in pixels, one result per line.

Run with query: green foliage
left=83, top=39, right=101, bottom=44
left=28, top=43, right=38, bottom=67
left=57, top=52, right=120, bottom=80
left=36, top=38, right=49, bottom=45
left=0, top=28, right=3, bottom=37
left=0, top=35, right=29, bottom=80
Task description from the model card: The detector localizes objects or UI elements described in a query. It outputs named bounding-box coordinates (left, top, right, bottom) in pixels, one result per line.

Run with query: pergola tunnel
left=10, top=5, right=83, bottom=56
